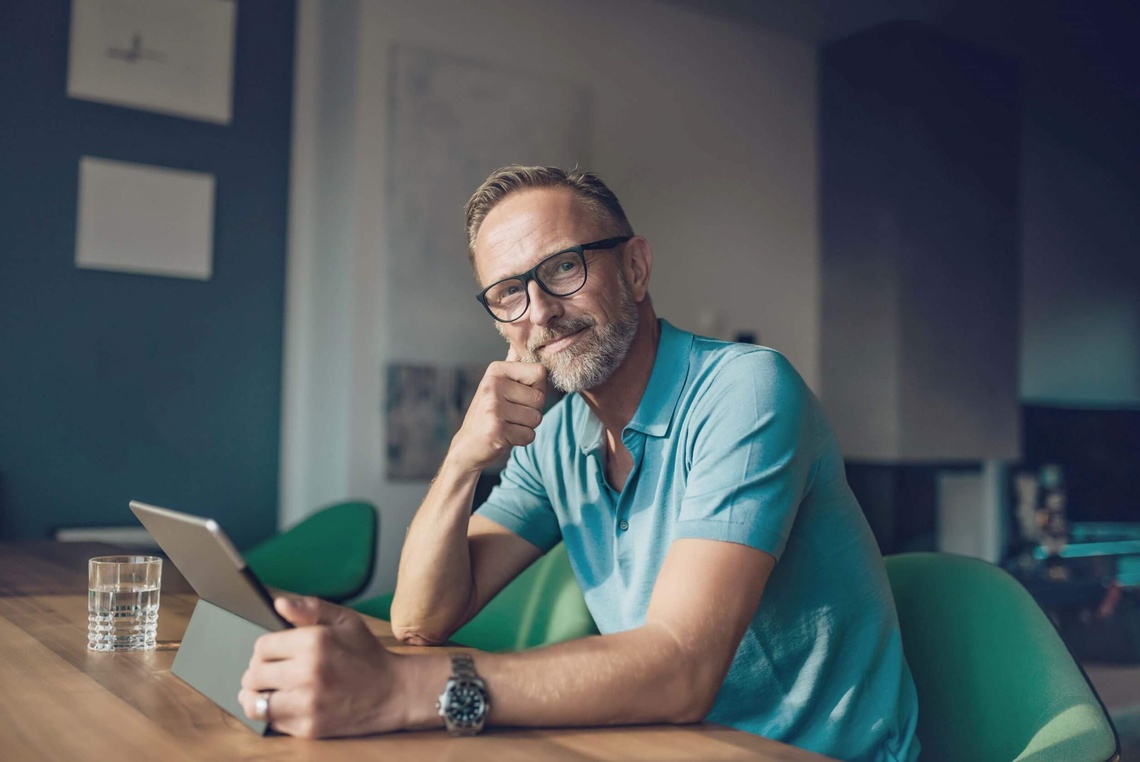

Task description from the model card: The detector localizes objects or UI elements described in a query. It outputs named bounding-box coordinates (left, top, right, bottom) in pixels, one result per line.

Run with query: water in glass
left=87, top=556, right=162, bottom=651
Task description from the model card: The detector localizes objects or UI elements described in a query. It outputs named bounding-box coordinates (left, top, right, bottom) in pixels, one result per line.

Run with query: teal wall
left=0, top=1, right=295, bottom=548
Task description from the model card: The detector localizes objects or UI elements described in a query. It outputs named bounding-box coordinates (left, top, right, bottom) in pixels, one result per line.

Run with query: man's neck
left=579, top=305, right=660, bottom=439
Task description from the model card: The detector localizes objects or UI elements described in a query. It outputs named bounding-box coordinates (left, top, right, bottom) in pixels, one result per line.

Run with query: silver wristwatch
left=436, top=652, right=490, bottom=736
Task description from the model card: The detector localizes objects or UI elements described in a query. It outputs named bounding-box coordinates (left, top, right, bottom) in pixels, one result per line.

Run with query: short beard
left=507, top=278, right=640, bottom=394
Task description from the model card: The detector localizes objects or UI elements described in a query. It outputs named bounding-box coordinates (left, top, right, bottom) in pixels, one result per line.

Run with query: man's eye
left=489, top=283, right=523, bottom=304
left=557, top=261, right=578, bottom=273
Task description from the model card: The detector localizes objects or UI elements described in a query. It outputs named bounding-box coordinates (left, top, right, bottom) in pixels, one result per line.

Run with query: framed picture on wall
left=66, top=0, right=237, bottom=124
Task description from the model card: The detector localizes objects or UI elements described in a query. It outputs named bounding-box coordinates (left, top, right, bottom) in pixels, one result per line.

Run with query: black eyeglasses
left=475, top=236, right=632, bottom=323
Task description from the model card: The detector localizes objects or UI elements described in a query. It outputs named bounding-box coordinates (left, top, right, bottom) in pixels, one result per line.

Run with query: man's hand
left=448, top=347, right=547, bottom=473
left=239, top=597, right=414, bottom=738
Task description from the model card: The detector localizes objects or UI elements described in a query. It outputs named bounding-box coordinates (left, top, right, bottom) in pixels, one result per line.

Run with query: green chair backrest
left=884, top=552, right=1119, bottom=762
left=244, top=500, right=377, bottom=602
left=353, top=542, right=598, bottom=652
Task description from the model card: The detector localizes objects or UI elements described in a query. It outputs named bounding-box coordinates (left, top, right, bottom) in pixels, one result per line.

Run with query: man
left=240, top=166, right=920, bottom=761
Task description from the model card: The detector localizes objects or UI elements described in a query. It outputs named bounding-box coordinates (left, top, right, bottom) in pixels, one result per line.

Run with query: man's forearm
left=400, top=624, right=717, bottom=731
left=390, top=456, right=481, bottom=643
left=390, top=539, right=773, bottom=735
left=392, top=351, right=547, bottom=643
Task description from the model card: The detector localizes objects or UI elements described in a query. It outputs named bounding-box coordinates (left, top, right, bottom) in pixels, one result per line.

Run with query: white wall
left=282, top=0, right=819, bottom=596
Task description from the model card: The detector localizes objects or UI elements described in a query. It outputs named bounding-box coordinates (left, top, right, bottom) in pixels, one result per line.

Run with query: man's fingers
left=275, top=596, right=359, bottom=628
left=524, top=362, right=549, bottom=396
left=499, top=399, right=543, bottom=429
left=496, top=358, right=548, bottom=392
left=503, top=422, right=538, bottom=447
left=275, top=596, right=320, bottom=626
left=498, top=378, right=546, bottom=411
left=238, top=687, right=265, bottom=723
left=252, top=627, right=320, bottom=661
left=239, top=686, right=283, bottom=723
left=506, top=345, right=520, bottom=362
left=251, top=616, right=351, bottom=663
left=239, top=687, right=311, bottom=736
left=241, top=656, right=300, bottom=691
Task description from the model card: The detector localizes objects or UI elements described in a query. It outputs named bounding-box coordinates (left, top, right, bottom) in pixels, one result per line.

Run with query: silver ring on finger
left=254, top=690, right=273, bottom=722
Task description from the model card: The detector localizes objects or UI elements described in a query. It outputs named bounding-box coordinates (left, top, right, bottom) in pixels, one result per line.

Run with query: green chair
left=244, top=500, right=377, bottom=602
left=354, top=542, right=598, bottom=652
left=885, top=552, right=1119, bottom=762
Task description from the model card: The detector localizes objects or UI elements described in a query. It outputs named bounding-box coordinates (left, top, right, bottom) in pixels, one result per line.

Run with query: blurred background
left=1, top=0, right=1138, bottom=733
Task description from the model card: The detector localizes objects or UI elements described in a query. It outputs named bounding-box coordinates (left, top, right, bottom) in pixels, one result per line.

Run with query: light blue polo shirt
left=476, top=320, right=920, bottom=762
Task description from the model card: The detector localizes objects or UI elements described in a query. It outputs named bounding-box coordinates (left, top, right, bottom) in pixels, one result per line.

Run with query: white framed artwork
left=67, top=0, right=237, bottom=124
left=76, top=156, right=216, bottom=281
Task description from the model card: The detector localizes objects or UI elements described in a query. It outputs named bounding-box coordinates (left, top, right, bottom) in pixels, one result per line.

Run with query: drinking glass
left=87, top=555, right=162, bottom=652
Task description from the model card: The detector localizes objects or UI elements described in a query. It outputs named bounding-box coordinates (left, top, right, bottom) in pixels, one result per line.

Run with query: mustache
left=527, top=316, right=597, bottom=355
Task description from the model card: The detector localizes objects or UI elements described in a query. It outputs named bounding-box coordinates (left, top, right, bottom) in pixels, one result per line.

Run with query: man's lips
left=536, top=327, right=588, bottom=354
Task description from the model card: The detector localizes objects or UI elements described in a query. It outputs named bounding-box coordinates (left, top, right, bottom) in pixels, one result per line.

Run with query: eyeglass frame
left=474, top=236, right=633, bottom=323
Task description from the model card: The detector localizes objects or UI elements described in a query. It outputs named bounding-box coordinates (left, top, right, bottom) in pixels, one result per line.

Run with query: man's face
left=473, top=187, right=639, bottom=393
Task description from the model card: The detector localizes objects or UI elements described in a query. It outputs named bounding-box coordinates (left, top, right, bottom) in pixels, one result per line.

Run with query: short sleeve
left=474, top=437, right=562, bottom=553
left=675, top=351, right=818, bottom=560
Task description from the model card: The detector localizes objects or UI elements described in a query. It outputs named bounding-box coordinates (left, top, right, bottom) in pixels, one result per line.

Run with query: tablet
left=129, top=501, right=291, bottom=632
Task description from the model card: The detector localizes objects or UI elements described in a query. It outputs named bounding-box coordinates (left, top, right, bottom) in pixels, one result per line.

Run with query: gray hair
left=463, top=165, right=634, bottom=265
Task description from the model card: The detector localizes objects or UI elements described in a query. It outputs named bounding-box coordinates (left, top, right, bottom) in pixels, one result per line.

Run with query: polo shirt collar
left=626, top=319, right=691, bottom=438
left=574, top=319, right=692, bottom=453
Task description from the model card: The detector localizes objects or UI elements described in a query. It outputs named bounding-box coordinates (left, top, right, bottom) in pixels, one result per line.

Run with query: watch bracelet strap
left=450, top=652, right=478, bottom=680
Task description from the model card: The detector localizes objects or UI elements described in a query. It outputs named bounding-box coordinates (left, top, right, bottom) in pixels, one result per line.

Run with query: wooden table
left=0, top=541, right=831, bottom=761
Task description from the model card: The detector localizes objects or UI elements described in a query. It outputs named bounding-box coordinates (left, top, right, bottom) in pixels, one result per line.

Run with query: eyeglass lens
left=483, top=250, right=585, bottom=321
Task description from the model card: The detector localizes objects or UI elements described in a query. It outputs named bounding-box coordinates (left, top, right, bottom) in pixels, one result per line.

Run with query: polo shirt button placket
left=618, top=519, right=629, bottom=532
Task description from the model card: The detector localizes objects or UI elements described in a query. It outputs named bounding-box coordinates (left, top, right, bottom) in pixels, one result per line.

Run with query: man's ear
left=622, top=236, right=653, bottom=302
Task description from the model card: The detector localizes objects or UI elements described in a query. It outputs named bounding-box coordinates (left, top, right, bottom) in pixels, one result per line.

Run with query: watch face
left=444, top=679, right=487, bottom=726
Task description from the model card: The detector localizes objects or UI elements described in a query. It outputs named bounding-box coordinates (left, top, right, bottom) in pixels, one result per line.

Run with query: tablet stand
left=171, top=598, right=273, bottom=734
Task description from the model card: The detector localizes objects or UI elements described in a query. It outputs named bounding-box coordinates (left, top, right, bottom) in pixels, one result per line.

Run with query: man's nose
left=526, top=279, right=564, bottom=326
